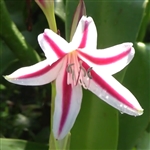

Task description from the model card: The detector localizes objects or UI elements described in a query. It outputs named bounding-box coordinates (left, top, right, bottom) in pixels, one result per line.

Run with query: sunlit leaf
left=55, top=0, right=66, bottom=21
left=118, top=43, right=150, bottom=149
left=0, top=138, right=48, bottom=150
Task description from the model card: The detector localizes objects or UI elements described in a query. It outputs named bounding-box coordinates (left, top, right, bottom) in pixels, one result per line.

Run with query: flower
left=4, top=16, right=143, bottom=140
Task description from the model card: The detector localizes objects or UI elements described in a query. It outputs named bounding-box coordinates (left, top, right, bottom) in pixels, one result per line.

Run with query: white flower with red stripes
left=5, top=16, right=143, bottom=140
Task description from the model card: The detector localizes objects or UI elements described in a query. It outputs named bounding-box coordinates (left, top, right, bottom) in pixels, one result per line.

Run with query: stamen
left=87, top=67, right=93, bottom=79
left=79, top=61, right=86, bottom=77
left=66, top=59, right=93, bottom=89
left=75, top=66, right=81, bottom=85
left=66, top=63, right=74, bottom=73
left=72, top=70, right=75, bottom=80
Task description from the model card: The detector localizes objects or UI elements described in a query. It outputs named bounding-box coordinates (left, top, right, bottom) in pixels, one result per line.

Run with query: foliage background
left=0, top=0, right=150, bottom=149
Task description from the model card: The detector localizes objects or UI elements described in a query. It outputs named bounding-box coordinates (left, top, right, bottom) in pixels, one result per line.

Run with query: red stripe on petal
left=93, top=72, right=134, bottom=109
left=44, top=33, right=66, bottom=57
left=82, top=61, right=135, bottom=109
left=18, top=60, right=60, bottom=79
left=78, top=48, right=131, bottom=65
left=79, top=21, right=89, bottom=48
left=59, top=70, right=72, bottom=135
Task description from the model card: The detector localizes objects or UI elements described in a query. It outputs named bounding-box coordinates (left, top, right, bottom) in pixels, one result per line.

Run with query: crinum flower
left=4, top=16, right=143, bottom=140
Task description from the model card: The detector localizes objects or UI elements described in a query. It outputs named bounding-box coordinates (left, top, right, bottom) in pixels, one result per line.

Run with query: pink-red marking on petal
left=58, top=67, right=72, bottom=136
left=78, top=48, right=131, bottom=65
left=78, top=20, right=89, bottom=48
left=17, top=60, right=60, bottom=79
left=44, top=33, right=66, bottom=58
left=82, top=61, right=135, bottom=109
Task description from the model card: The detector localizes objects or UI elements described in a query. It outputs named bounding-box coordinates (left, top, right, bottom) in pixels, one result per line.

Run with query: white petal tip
left=4, top=75, right=20, bottom=84
left=44, top=28, right=51, bottom=33
left=80, top=16, right=93, bottom=23
left=123, top=42, right=133, bottom=47
left=120, top=106, right=144, bottom=117
left=136, top=108, right=144, bottom=116
left=3, top=75, right=11, bottom=80
left=81, top=15, right=86, bottom=20
left=4, top=75, right=20, bottom=85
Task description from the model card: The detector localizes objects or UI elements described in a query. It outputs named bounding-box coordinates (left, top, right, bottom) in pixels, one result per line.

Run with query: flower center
left=66, top=51, right=92, bottom=88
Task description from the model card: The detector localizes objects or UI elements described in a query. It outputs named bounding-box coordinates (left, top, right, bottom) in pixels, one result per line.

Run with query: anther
left=87, top=67, right=93, bottom=79
left=66, top=63, right=74, bottom=73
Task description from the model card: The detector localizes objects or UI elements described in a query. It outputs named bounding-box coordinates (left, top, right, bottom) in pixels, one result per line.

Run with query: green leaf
left=55, top=0, right=66, bottom=21
left=0, top=0, right=41, bottom=65
left=118, top=43, right=150, bottom=149
left=136, top=131, right=150, bottom=150
left=0, top=40, right=17, bottom=76
left=0, top=138, right=48, bottom=150
left=66, top=0, right=145, bottom=149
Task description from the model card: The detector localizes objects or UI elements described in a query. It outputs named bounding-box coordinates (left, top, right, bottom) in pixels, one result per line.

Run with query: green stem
left=0, top=0, right=41, bottom=65
left=49, top=83, right=57, bottom=150
left=45, top=9, right=57, bottom=33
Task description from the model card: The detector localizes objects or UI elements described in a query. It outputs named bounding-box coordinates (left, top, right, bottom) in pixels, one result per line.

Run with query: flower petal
left=38, top=29, right=70, bottom=65
left=4, top=59, right=63, bottom=86
left=82, top=62, right=143, bottom=116
left=71, top=16, right=97, bottom=49
left=78, top=43, right=135, bottom=75
left=53, top=58, right=82, bottom=140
